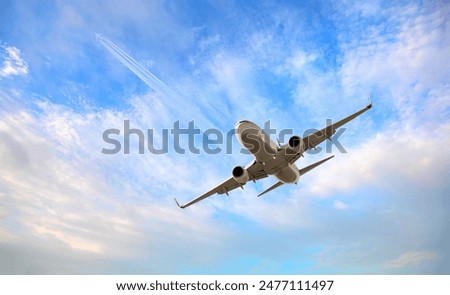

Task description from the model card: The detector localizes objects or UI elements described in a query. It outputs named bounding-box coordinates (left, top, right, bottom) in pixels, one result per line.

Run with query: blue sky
left=1, top=0, right=449, bottom=274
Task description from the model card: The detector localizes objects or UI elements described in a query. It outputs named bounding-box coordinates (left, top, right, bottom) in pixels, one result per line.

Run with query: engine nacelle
left=287, top=135, right=304, bottom=154
left=232, top=166, right=249, bottom=184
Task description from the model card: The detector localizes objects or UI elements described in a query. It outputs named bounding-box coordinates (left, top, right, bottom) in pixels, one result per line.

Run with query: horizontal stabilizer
left=299, top=155, right=334, bottom=176
left=257, top=181, right=284, bottom=197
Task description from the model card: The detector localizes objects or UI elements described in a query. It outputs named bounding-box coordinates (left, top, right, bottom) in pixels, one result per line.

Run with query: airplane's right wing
left=286, top=102, right=372, bottom=164
left=175, top=160, right=268, bottom=209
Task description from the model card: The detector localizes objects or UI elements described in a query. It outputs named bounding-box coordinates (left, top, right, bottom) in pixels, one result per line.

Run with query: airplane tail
left=299, top=155, right=334, bottom=176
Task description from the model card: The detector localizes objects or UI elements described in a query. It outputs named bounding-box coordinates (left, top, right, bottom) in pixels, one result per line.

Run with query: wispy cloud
left=306, top=122, right=450, bottom=195
left=0, top=87, right=247, bottom=274
left=383, top=250, right=437, bottom=269
left=334, top=200, right=348, bottom=210
left=0, top=46, right=28, bottom=77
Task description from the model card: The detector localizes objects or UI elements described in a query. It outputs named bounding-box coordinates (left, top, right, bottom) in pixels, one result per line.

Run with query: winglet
left=367, top=95, right=373, bottom=109
left=174, top=198, right=185, bottom=209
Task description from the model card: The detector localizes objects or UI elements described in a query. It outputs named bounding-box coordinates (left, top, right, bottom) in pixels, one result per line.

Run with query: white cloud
left=306, top=122, right=450, bottom=196
left=0, top=223, right=15, bottom=243
left=0, top=90, right=235, bottom=270
left=31, top=224, right=103, bottom=254
left=207, top=53, right=280, bottom=122
left=339, top=3, right=450, bottom=110
left=0, top=46, right=29, bottom=77
left=302, top=3, right=450, bottom=196
left=334, top=200, right=348, bottom=210
left=216, top=186, right=315, bottom=230
left=286, top=50, right=318, bottom=71
left=383, top=250, right=437, bottom=269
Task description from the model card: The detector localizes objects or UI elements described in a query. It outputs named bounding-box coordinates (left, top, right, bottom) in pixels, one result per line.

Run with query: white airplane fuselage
left=235, top=120, right=300, bottom=184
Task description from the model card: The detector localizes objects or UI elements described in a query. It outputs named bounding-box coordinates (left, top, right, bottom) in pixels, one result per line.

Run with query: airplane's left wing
left=285, top=102, right=372, bottom=164
left=175, top=161, right=268, bottom=209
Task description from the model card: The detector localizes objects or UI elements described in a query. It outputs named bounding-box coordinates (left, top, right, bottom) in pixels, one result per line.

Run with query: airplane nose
left=235, top=120, right=254, bottom=134
left=235, top=120, right=247, bottom=136
left=234, top=123, right=242, bottom=136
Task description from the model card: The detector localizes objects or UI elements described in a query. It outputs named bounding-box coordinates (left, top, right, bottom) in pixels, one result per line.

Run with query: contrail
left=95, top=33, right=180, bottom=101
left=95, top=33, right=224, bottom=127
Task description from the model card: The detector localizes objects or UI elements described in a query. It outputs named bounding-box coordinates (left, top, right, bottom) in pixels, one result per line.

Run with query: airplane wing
left=285, top=102, right=372, bottom=164
left=175, top=160, right=268, bottom=209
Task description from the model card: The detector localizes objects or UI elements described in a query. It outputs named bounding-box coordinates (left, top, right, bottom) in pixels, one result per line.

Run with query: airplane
left=175, top=102, right=372, bottom=209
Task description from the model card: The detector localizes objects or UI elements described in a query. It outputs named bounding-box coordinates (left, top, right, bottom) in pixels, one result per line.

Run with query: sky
left=0, top=0, right=449, bottom=274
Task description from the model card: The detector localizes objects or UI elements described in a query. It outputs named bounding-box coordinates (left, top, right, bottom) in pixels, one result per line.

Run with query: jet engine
left=232, top=166, right=249, bottom=184
left=287, top=135, right=304, bottom=154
